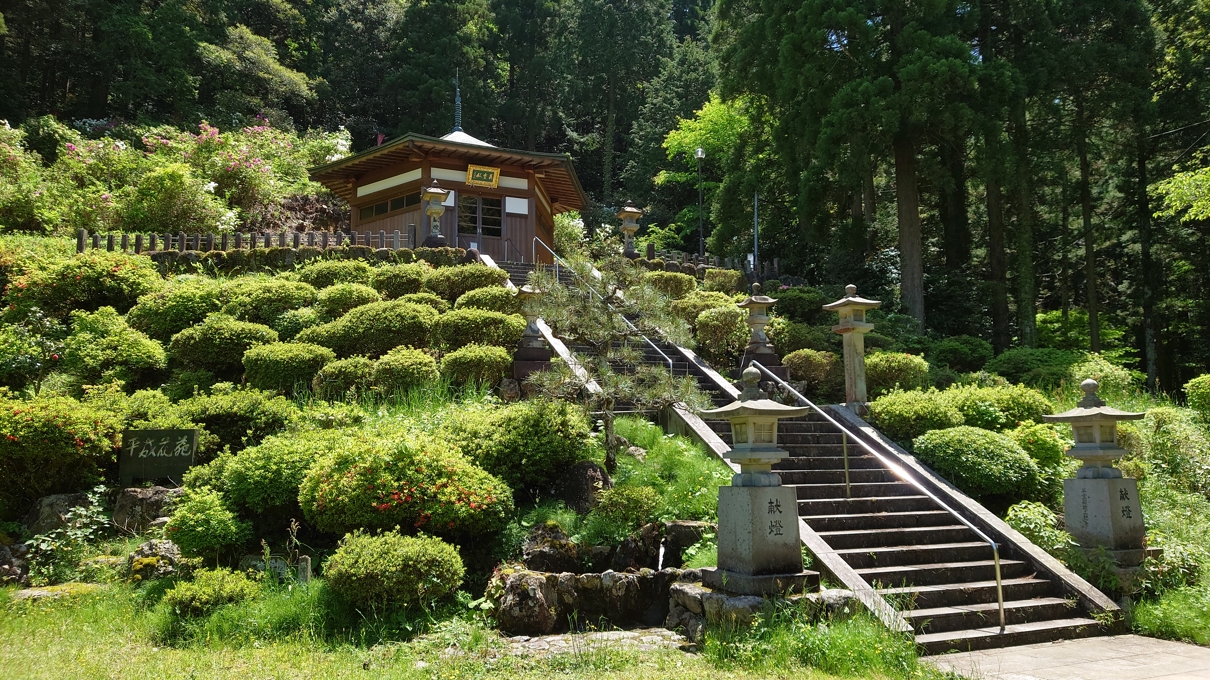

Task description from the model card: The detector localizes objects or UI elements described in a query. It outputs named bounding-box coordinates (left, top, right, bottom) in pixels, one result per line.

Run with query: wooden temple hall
left=309, top=127, right=588, bottom=264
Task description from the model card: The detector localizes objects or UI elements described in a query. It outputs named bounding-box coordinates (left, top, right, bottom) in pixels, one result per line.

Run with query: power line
left=1149, top=118, right=1210, bottom=139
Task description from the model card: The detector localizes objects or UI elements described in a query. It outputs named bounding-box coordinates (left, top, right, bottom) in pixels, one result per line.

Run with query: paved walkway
left=924, top=635, right=1210, bottom=680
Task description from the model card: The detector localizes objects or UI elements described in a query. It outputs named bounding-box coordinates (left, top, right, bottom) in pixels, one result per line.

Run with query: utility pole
left=696, top=147, right=705, bottom=258
left=753, top=192, right=760, bottom=279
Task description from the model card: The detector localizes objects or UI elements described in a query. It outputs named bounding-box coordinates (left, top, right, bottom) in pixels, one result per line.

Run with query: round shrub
left=241, top=342, right=334, bottom=392
left=218, top=431, right=336, bottom=515
left=1007, top=421, right=1068, bottom=469
left=0, top=394, right=122, bottom=520
left=271, top=306, right=322, bottom=341
left=1186, top=374, right=1210, bottom=420
left=1006, top=501, right=1074, bottom=557
left=645, top=271, right=697, bottom=300
left=442, top=400, right=593, bottom=493
left=324, top=531, right=464, bottom=610
left=766, top=317, right=835, bottom=355
left=413, top=246, right=466, bottom=269
left=316, top=283, right=381, bottom=319
left=220, top=278, right=317, bottom=327
left=372, top=347, right=438, bottom=394
left=398, top=292, right=450, bottom=313
left=63, top=307, right=166, bottom=386
left=370, top=263, right=430, bottom=299
left=912, top=426, right=1040, bottom=501
left=703, top=269, right=745, bottom=293
left=294, top=259, right=372, bottom=289
left=161, top=568, right=260, bottom=618
left=168, top=315, right=278, bottom=379
left=6, top=251, right=164, bottom=319
left=941, top=384, right=1053, bottom=430
left=164, top=487, right=251, bottom=559
left=865, top=352, right=929, bottom=395
left=783, top=349, right=842, bottom=401
left=434, top=309, right=525, bottom=351
left=440, top=344, right=511, bottom=386
left=423, top=263, right=509, bottom=301
left=773, top=286, right=828, bottom=325
left=126, top=279, right=224, bottom=342
left=1070, top=353, right=1135, bottom=394
left=984, top=347, right=1080, bottom=384
left=172, top=388, right=298, bottom=457
left=583, top=486, right=661, bottom=545
left=455, top=286, right=520, bottom=314
left=930, top=335, right=994, bottom=373
left=694, top=305, right=748, bottom=366
left=295, top=301, right=437, bottom=357
left=299, top=432, right=513, bottom=536
left=867, top=389, right=965, bottom=444
left=671, top=290, right=734, bottom=329
left=311, top=357, right=374, bottom=399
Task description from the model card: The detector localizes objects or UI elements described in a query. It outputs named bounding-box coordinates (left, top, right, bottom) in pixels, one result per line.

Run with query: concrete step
left=906, top=597, right=1079, bottom=636
left=816, top=525, right=975, bottom=550
left=798, top=494, right=940, bottom=516
left=878, top=576, right=1057, bottom=610
left=915, top=617, right=1104, bottom=655
left=779, top=444, right=854, bottom=457
left=856, top=559, right=1031, bottom=588
left=777, top=469, right=898, bottom=485
left=775, top=456, right=884, bottom=471
left=705, top=420, right=837, bottom=434
left=835, top=541, right=991, bottom=569
left=792, top=481, right=916, bottom=500
left=804, top=510, right=955, bottom=533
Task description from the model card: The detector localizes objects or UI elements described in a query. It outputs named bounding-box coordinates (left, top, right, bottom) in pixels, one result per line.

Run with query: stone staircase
left=495, top=259, right=576, bottom=288
left=699, top=412, right=1106, bottom=653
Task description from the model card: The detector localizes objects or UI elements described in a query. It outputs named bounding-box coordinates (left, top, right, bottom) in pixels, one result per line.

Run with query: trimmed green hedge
left=324, top=531, right=464, bottom=610
left=694, top=305, right=747, bottom=366
left=645, top=271, right=697, bottom=300
left=423, top=263, right=509, bottom=301
left=866, top=352, right=930, bottom=395
left=126, top=279, right=224, bottom=342
left=270, top=307, right=322, bottom=341
left=164, top=487, right=250, bottom=560
left=912, top=426, right=1040, bottom=501
left=372, top=347, right=439, bottom=394
left=772, top=287, right=828, bottom=326
left=1187, top=374, right=1210, bottom=420
left=62, top=307, right=166, bottom=386
left=220, top=278, right=317, bottom=327
left=293, top=259, right=372, bottom=288
left=241, top=342, right=334, bottom=392
left=671, top=290, right=734, bottom=330
left=168, top=315, right=278, bottom=379
left=311, top=357, right=374, bottom=400
left=440, top=344, right=511, bottom=386
left=397, top=292, right=450, bottom=313
left=703, top=269, right=745, bottom=293
left=929, top=335, right=993, bottom=373
left=315, top=283, right=381, bottom=319
left=984, top=347, right=1080, bottom=385
left=5, top=251, right=163, bottom=318
left=370, top=263, right=430, bottom=299
left=867, top=389, right=964, bottom=444
left=434, top=309, right=525, bottom=350
left=454, top=287, right=520, bottom=314
left=173, top=388, right=298, bottom=458
left=942, top=384, right=1053, bottom=431
left=295, top=301, right=437, bottom=357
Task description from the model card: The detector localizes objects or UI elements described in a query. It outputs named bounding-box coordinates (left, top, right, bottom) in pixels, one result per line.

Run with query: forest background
left=5, top=0, right=1210, bottom=394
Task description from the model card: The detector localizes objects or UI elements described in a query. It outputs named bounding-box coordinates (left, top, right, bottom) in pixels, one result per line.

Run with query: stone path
left=504, top=628, right=689, bottom=657
left=924, top=634, right=1210, bottom=679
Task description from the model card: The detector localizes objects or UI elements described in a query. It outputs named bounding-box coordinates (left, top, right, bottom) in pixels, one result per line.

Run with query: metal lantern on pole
left=696, top=147, right=705, bottom=259
left=421, top=180, right=450, bottom=247
left=617, top=200, right=642, bottom=259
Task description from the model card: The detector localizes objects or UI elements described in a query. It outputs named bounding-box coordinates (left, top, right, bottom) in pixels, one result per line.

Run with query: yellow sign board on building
left=466, top=164, right=501, bottom=188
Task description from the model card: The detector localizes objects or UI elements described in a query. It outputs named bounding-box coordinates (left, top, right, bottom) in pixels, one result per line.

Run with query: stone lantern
left=738, top=282, right=787, bottom=379
left=698, top=366, right=817, bottom=595
left=617, top=200, right=642, bottom=258
left=513, top=285, right=552, bottom=380
left=823, top=284, right=881, bottom=412
left=1043, top=379, right=1147, bottom=566
left=421, top=180, right=450, bottom=247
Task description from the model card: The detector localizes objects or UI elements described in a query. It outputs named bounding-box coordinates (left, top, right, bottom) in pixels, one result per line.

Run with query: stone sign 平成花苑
left=118, top=430, right=198, bottom=487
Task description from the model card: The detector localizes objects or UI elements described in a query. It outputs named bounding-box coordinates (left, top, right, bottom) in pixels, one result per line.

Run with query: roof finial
left=453, top=69, right=463, bottom=133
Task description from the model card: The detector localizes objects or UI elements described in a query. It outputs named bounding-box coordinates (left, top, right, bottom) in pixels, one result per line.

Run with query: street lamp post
left=696, top=147, right=705, bottom=259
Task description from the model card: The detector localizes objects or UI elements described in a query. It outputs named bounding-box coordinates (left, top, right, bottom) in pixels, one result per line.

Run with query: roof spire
left=453, top=69, right=463, bottom=133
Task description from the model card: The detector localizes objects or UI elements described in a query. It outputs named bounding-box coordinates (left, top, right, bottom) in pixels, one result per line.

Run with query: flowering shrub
left=324, top=531, right=464, bottom=610
left=0, top=394, right=122, bottom=520
left=116, top=163, right=232, bottom=234
left=299, top=432, right=513, bottom=536
left=5, top=251, right=163, bottom=318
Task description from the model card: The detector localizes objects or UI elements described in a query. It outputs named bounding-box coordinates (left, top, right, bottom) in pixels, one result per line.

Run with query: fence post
left=105, top=234, right=114, bottom=252
left=307, top=232, right=315, bottom=247
left=176, top=232, right=185, bottom=253
left=234, top=232, right=243, bottom=250
left=393, top=230, right=400, bottom=250
left=91, top=232, right=100, bottom=250
left=134, top=234, right=144, bottom=254
left=335, top=232, right=344, bottom=246
left=149, top=234, right=158, bottom=251
left=76, top=229, right=87, bottom=254
left=322, top=232, right=329, bottom=249
left=263, top=233, right=271, bottom=249
left=292, top=232, right=300, bottom=249
left=378, top=230, right=386, bottom=250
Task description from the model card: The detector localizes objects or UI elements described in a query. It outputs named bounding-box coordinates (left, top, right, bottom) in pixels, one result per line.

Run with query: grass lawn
left=0, top=584, right=955, bottom=680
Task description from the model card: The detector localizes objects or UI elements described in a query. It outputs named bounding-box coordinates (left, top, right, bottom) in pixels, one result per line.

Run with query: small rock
left=552, top=460, right=613, bottom=515
left=498, top=378, right=521, bottom=402
left=0, top=543, right=28, bottom=585
left=112, top=487, right=183, bottom=534
left=127, top=540, right=181, bottom=580
left=22, top=493, right=90, bottom=536
left=625, top=446, right=646, bottom=462
left=147, top=517, right=170, bottom=530
left=238, top=554, right=291, bottom=581
left=521, top=523, right=582, bottom=574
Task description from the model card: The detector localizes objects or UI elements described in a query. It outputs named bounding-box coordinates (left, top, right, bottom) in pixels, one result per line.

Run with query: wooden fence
left=75, top=228, right=417, bottom=255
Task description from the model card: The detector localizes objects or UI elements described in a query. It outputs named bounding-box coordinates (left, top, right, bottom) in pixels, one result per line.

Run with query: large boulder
left=552, top=461, right=613, bottom=515
left=521, top=523, right=582, bottom=573
left=23, top=493, right=90, bottom=536
left=662, top=520, right=715, bottom=569
left=495, top=569, right=559, bottom=636
left=112, top=487, right=183, bottom=533
left=0, top=543, right=29, bottom=585
left=609, top=522, right=662, bottom=572
left=126, top=540, right=182, bottom=580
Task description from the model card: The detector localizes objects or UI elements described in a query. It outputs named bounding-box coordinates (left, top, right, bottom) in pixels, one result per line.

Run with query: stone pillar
left=513, top=285, right=552, bottom=380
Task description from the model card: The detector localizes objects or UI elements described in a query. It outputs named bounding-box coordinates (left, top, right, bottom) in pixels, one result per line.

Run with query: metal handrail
left=530, top=237, right=674, bottom=374
left=502, top=238, right=523, bottom=263
left=747, top=361, right=1006, bottom=634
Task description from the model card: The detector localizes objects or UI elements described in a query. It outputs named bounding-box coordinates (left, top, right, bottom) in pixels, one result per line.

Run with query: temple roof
left=440, top=130, right=494, bottom=147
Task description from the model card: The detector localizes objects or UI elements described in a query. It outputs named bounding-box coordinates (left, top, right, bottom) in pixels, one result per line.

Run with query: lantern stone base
left=700, top=567, right=817, bottom=596
left=422, top=233, right=448, bottom=248
left=716, top=485, right=802, bottom=577
left=1063, top=476, right=1145, bottom=554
